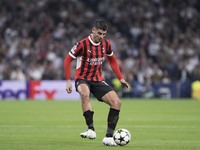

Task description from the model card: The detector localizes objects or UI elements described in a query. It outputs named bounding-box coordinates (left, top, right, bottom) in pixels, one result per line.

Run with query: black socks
left=106, top=108, right=120, bottom=137
left=83, top=110, right=94, bottom=131
left=83, top=108, right=120, bottom=137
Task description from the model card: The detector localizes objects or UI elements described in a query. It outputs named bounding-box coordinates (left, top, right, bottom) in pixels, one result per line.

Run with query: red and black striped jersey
left=68, top=35, right=113, bottom=81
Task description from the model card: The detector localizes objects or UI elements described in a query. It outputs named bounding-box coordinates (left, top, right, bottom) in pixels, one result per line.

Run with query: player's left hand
left=120, top=79, right=131, bottom=92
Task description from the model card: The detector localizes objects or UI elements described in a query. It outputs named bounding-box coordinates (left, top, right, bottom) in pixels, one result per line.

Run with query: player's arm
left=64, top=42, right=82, bottom=93
left=107, top=54, right=131, bottom=92
left=63, top=54, right=74, bottom=93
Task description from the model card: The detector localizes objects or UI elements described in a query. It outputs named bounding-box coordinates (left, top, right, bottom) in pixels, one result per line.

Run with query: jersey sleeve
left=106, top=40, right=114, bottom=57
left=106, top=39, right=123, bottom=80
left=63, top=54, right=74, bottom=80
left=69, top=42, right=82, bottom=59
left=64, top=42, right=82, bottom=80
left=107, top=54, right=123, bottom=80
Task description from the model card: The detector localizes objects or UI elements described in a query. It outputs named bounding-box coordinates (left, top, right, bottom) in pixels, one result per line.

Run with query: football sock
left=106, top=108, right=120, bottom=137
left=83, top=110, right=95, bottom=131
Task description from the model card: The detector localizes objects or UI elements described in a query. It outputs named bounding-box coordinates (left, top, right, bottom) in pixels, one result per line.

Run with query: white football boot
left=80, top=129, right=96, bottom=139
left=102, top=137, right=117, bottom=146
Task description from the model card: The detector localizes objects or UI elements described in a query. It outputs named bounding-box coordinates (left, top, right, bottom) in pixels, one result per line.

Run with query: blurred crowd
left=0, top=0, right=200, bottom=96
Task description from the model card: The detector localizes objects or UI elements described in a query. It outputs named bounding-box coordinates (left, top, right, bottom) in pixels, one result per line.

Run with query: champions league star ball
left=113, top=128, right=131, bottom=146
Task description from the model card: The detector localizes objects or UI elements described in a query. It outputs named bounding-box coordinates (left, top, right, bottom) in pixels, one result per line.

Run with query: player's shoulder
left=73, top=37, right=88, bottom=48
left=79, top=36, right=89, bottom=43
left=102, top=38, right=111, bottom=45
left=102, top=38, right=110, bottom=42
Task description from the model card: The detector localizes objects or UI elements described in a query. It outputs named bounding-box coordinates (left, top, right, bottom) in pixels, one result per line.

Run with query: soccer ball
left=113, top=128, right=131, bottom=146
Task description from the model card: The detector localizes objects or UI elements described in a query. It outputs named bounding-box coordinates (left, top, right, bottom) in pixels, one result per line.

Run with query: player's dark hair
left=94, top=20, right=108, bottom=31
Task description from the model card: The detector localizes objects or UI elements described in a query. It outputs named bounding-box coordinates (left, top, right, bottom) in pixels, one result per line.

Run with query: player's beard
left=94, top=35, right=102, bottom=43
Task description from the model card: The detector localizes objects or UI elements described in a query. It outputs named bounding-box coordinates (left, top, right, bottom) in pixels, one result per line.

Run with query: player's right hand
left=66, top=80, right=72, bottom=93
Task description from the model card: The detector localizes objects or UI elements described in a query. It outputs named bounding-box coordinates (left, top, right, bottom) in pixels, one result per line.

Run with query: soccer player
left=64, top=19, right=130, bottom=146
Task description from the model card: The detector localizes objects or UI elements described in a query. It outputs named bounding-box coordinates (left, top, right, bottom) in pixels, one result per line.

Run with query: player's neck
left=89, top=34, right=101, bottom=46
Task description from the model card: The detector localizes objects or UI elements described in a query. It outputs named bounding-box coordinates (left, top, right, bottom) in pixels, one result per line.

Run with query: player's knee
left=112, top=99, right=121, bottom=109
left=79, top=92, right=90, bottom=100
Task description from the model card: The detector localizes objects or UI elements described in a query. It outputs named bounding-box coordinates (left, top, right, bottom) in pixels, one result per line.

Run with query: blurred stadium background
left=0, top=0, right=200, bottom=100
left=1, top=1, right=200, bottom=150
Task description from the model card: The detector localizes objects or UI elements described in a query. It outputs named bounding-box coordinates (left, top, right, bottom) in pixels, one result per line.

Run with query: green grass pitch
left=0, top=99, right=200, bottom=150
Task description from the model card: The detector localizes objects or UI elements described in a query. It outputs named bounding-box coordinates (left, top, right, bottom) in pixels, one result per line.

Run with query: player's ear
left=92, top=27, right=96, bottom=33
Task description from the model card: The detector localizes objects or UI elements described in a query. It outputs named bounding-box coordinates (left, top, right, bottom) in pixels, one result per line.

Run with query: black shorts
left=75, top=79, right=113, bottom=101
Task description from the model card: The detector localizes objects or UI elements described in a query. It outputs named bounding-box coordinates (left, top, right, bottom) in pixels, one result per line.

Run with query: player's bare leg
left=77, top=83, right=96, bottom=139
left=101, top=91, right=121, bottom=146
left=77, top=83, right=92, bottom=112
left=102, top=91, right=121, bottom=110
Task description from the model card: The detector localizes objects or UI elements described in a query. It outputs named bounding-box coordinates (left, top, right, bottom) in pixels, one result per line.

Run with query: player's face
left=92, top=27, right=107, bottom=43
